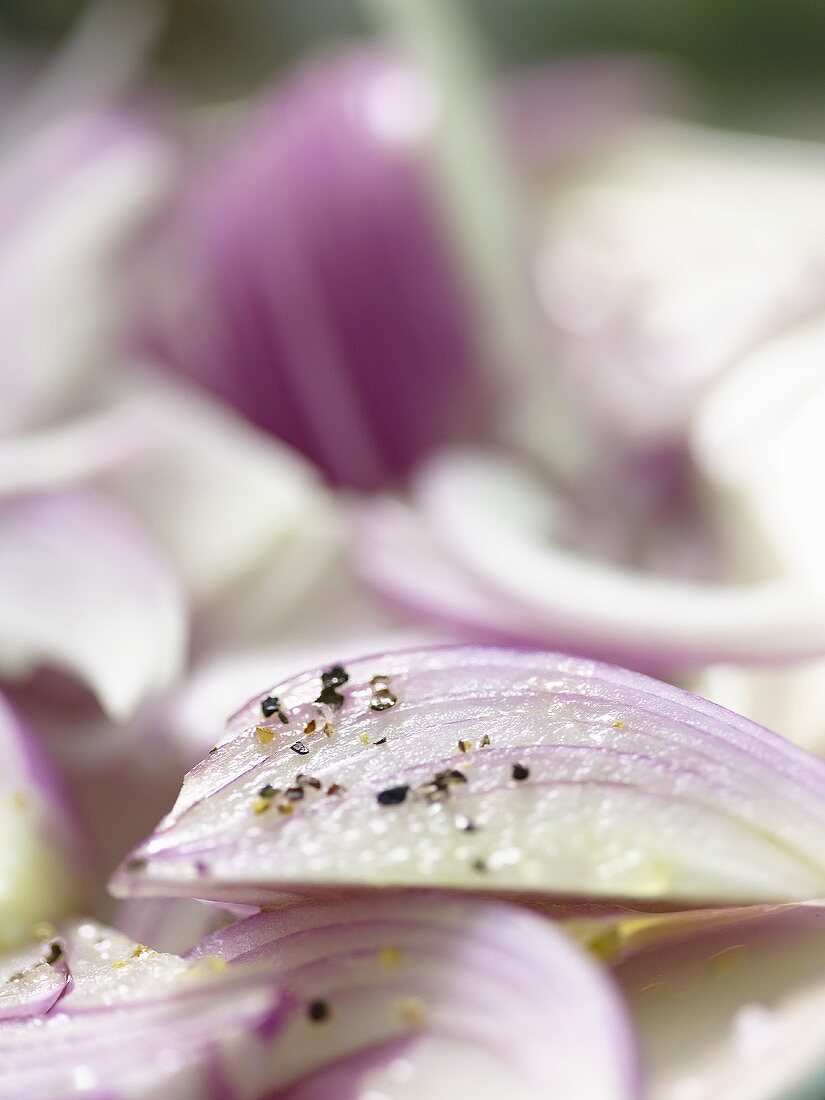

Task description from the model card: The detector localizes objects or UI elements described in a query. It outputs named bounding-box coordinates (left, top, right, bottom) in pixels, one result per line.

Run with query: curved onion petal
left=104, top=370, right=342, bottom=620
left=114, top=645, right=825, bottom=908
left=140, top=48, right=488, bottom=490
left=0, top=108, right=177, bottom=435
left=0, top=691, right=83, bottom=951
left=610, top=902, right=825, bottom=1100
left=0, top=491, right=186, bottom=720
left=0, top=364, right=342, bottom=630
left=191, top=894, right=640, bottom=1100
left=355, top=450, right=825, bottom=669
left=0, top=936, right=69, bottom=1020
left=355, top=495, right=579, bottom=645
left=684, top=316, right=825, bottom=755
left=0, top=919, right=286, bottom=1100
left=692, top=312, right=825, bottom=588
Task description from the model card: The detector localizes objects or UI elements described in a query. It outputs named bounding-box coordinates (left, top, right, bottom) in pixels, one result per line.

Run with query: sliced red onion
left=0, top=690, right=83, bottom=951
left=191, top=893, right=640, bottom=1099
left=8, top=576, right=436, bottom=900
left=0, top=919, right=287, bottom=1100
left=355, top=450, right=825, bottom=669
left=114, top=645, right=825, bottom=908
left=140, top=48, right=488, bottom=490
left=0, top=490, right=186, bottom=720
left=0, top=359, right=341, bottom=629
left=0, top=901, right=638, bottom=1099
left=610, top=902, right=825, bottom=1100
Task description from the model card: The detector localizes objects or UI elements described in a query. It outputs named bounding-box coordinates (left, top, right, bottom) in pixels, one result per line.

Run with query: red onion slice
left=141, top=48, right=488, bottom=491
left=0, top=491, right=186, bottom=720
left=0, top=901, right=638, bottom=1099
left=191, top=893, right=641, bottom=1100
left=356, top=450, right=825, bottom=670
left=113, top=645, right=825, bottom=908
left=610, top=902, right=825, bottom=1100
left=0, top=919, right=286, bottom=1100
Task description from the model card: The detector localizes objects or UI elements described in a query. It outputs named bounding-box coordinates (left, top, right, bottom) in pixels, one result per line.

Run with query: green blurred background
left=3, top=0, right=824, bottom=135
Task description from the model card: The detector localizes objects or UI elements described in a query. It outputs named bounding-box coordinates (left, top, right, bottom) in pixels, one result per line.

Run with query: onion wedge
left=113, top=646, right=825, bottom=908
left=191, top=893, right=641, bottom=1100
left=0, top=899, right=638, bottom=1099
left=0, top=919, right=286, bottom=1100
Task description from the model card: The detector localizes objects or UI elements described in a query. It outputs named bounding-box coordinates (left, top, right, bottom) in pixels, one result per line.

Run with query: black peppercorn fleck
left=261, top=695, right=288, bottom=722
left=307, top=999, right=330, bottom=1022
left=377, top=785, right=410, bottom=806
left=315, top=684, right=345, bottom=709
left=321, top=665, right=349, bottom=688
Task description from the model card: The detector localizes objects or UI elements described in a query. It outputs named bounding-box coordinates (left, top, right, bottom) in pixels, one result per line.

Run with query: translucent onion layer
left=113, top=646, right=825, bottom=908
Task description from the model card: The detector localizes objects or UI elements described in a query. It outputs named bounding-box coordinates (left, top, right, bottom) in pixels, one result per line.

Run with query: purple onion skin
left=145, top=49, right=489, bottom=490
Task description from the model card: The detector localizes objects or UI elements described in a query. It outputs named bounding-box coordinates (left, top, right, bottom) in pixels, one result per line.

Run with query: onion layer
left=0, top=919, right=286, bottom=1100
left=0, top=897, right=639, bottom=1099
left=113, top=645, right=825, bottom=908
left=355, top=450, right=825, bottom=670
left=611, top=902, right=825, bottom=1100
left=0, top=491, right=186, bottom=720
left=0, top=936, right=68, bottom=1021
left=192, top=893, right=640, bottom=1100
